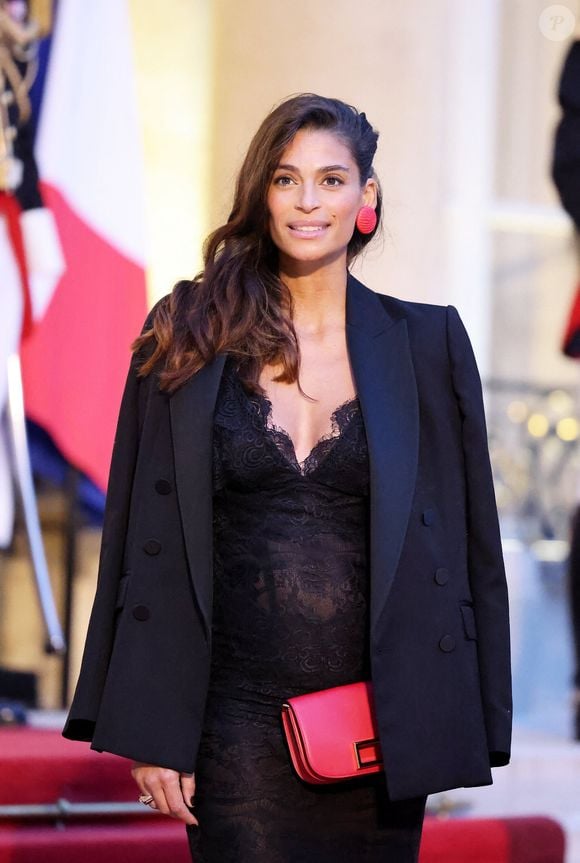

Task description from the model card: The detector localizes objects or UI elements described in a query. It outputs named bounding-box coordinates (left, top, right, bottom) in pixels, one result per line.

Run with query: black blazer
left=63, top=274, right=512, bottom=801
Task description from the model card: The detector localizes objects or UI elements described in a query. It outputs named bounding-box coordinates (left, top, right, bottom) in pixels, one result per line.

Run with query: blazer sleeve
left=63, top=310, right=157, bottom=741
left=446, top=305, right=512, bottom=767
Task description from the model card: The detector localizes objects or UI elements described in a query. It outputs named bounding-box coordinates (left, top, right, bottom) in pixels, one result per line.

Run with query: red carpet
left=0, top=727, right=566, bottom=862
left=0, top=825, right=189, bottom=863
left=0, top=728, right=135, bottom=804
left=420, top=815, right=565, bottom=863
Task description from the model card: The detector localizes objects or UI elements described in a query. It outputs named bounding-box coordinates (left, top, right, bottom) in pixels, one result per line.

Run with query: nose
left=296, top=180, right=320, bottom=212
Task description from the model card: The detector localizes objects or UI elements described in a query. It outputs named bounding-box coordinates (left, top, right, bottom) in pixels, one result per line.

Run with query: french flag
left=19, top=1, right=148, bottom=502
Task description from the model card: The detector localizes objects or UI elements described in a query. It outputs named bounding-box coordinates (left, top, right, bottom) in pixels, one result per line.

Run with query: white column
left=441, top=0, right=501, bottom=377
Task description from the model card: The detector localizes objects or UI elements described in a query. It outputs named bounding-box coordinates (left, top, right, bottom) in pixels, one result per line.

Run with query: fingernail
left=190, top=796, right=196, bottom=807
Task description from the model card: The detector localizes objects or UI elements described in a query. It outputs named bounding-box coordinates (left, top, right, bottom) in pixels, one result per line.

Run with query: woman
left=63, top=94, right=512, bottom=862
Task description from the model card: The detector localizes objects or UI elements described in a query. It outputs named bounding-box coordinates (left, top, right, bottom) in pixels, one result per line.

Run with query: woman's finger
left=142, top=777, right=166, bottom=814
left=131, top=765, right=154, bottom=804
left=130, top=764, right=196, bottom=825
left=131, top=764, right=176, bottom=817
left=180, top=772, right=198, bottom=826
left=161, top=773, right=197, bottom=826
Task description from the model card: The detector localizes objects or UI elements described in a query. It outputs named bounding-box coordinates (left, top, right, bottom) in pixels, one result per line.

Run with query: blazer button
left=132, top=605, right=150, bottom=621
left=439, top=635, right=455, bottom=653
left=434, top=567, right=449, bottom=586
left=422, top=509, right=435, bottom=526
left=155, top=479, right=172, bottom=495
left=143, top=539, right=162, bottom=556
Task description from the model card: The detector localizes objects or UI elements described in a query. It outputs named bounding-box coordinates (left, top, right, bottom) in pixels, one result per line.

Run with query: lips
left=287, top=220, right=330, bottom=237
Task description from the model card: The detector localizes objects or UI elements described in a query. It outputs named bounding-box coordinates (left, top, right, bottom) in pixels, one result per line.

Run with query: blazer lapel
left=346, top=274, right=419, bottom=635
left=169, top=353, right=226, bottom=642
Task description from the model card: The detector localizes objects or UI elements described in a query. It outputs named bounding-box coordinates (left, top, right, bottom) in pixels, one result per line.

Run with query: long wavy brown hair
left=134, top=93, right=382, bottom=394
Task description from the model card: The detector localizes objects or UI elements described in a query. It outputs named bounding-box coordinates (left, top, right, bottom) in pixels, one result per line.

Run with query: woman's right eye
left=273, top=175, right=295, bottom=186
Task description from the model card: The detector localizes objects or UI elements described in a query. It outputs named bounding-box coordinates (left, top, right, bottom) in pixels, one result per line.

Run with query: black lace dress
left=187, top=357, right=425, bottom=863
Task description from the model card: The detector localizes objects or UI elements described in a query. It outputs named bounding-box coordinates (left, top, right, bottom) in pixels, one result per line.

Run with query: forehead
left=277, top=128, right=354, bottom=167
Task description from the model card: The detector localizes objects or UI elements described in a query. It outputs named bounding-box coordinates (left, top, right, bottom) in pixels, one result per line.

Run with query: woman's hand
left=131, top=762, right=198, bottom=826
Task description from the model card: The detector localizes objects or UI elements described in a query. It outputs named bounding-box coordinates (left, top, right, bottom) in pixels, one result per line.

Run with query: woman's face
left=267, top=128, right=377, bottom=273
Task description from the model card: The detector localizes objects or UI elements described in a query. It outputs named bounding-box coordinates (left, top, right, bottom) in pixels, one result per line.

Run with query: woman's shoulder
left=375, top=290, right=448, bottom=324
left=349, top=273, right=449, bottom=327
left=348, top=275, right=454, bottom=354
left=371, top=290, right=452, bottom=351
left=365, top=286, right=459, bottom=369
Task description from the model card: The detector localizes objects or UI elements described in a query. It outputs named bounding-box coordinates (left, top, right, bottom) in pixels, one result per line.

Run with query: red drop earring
left=355, top=205, right=377, bottom=235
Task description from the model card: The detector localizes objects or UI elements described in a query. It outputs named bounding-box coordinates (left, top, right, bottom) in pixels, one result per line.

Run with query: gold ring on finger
left=138, top=794, right=155, bottom=806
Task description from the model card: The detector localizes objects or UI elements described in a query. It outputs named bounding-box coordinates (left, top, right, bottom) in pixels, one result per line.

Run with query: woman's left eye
left=322, top=176, right=344, bottom=187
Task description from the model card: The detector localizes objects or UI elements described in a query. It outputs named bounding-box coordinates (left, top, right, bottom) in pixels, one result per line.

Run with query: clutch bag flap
left=281, top=681, right=383, bottom=784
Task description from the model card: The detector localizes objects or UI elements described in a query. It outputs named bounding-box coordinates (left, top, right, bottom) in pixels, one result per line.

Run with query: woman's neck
left=279, top=259, right=348, bottom=335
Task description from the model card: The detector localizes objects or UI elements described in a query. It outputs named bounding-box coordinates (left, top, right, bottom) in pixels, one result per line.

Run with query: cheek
left=338, top=193, right=362, bottom=218
left=335, top=204, right=358, bottom=228
left=268, top=212, right=283, bottom=239
left=266, top=189, right=285, bottom=218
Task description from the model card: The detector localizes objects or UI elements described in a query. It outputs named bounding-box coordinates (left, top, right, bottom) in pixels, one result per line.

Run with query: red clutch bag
left=281, top=681, right=383, bottom=784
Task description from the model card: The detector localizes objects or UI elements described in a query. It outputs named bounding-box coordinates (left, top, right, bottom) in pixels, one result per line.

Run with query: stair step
left=0, top=728, right=134, bottom=804
left=0, top=823, right=190, bottom=863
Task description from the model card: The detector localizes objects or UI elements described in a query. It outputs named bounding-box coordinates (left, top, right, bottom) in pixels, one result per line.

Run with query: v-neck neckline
left=225, top=359, right=360, bottom=476
left=254, top=389, right=359, bottom=476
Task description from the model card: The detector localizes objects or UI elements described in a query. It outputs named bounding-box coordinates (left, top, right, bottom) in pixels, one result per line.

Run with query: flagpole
left=5, top=352, right=65, bottom=654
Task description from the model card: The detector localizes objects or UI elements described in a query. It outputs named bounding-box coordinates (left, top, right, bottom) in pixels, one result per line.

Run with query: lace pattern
left=256, top=389, right=361, bottom=475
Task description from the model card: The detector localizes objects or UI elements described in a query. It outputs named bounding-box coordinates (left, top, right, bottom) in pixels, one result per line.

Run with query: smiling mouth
left=288, top=222, right=330, bottom=236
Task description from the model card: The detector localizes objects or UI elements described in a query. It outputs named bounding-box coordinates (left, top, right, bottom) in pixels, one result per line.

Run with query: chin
left=278, top=239, right=348, bottom=262
left=279, top=248, right=350, bottom=274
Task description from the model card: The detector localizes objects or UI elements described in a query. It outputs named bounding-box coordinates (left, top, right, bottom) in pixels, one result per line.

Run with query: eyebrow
left=275, top=163, right=350, bottom=173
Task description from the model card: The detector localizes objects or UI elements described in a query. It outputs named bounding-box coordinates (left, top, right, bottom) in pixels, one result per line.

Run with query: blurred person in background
left=552, top=22, right=580, bottom=739
left=62, top=94, right=511, bottom=863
